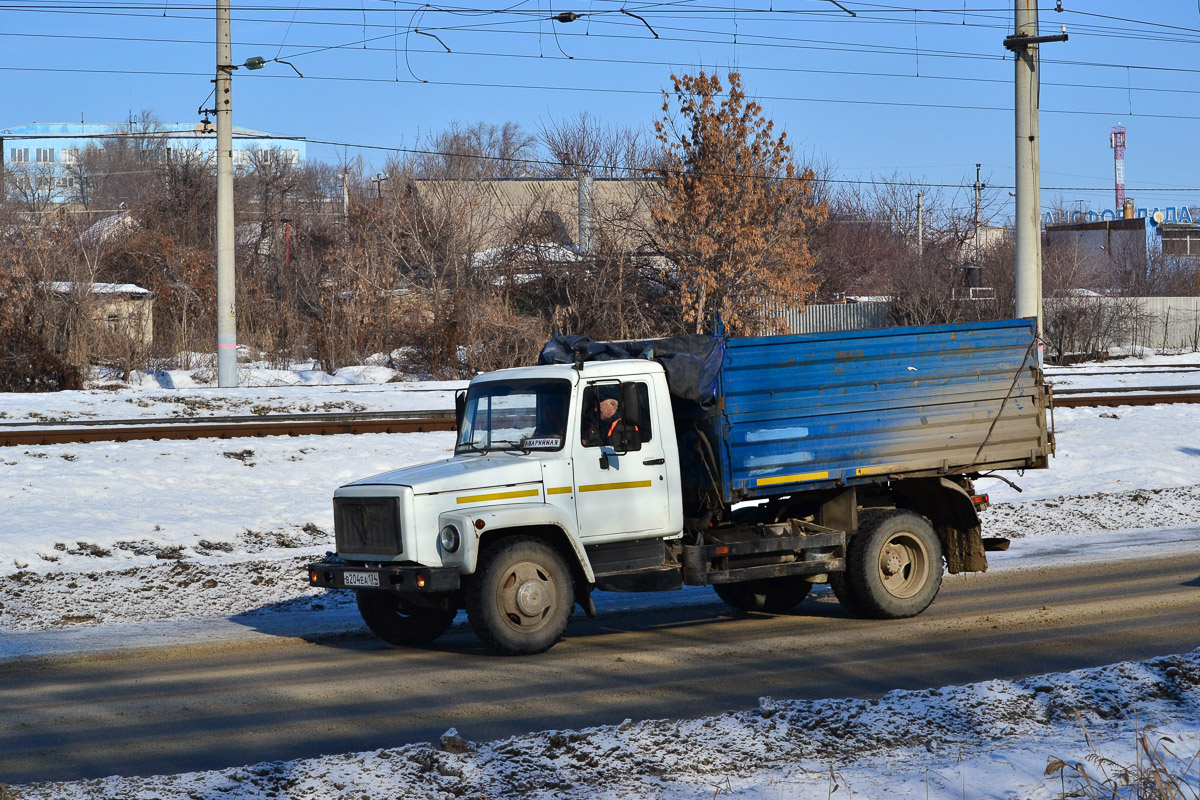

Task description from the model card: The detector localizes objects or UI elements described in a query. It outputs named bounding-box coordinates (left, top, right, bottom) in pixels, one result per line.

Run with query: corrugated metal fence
left=1113, top=296, right=1200, bottom=351
left=776, top=297, right=1200, bottom=353
left=768, top=301, right=892, bottom=334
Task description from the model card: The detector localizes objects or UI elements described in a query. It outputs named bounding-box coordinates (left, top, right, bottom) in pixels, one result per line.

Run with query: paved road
left=3, top=552, right=1199, bottom=785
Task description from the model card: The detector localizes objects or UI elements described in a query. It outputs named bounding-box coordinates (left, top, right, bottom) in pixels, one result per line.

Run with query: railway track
left=0, top=409, right=456, bottom=446
left=2, top=387, right=1197, bottom=446
left=1053, top=391, right=1200, bottom=408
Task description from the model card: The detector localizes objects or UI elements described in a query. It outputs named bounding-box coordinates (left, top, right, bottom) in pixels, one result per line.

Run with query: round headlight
left=439, top=525, right=461, bottom=553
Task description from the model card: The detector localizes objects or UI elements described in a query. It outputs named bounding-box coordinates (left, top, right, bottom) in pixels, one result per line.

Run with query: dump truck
left=307, top=318, right=1053, bottom=654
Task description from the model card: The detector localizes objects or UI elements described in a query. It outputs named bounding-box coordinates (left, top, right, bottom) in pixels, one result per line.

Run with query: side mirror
left=610, top=422, right=641, bottom=453
left=621, top=382, right=644, bottom=431
left=454, top=390, right=467, bottom=437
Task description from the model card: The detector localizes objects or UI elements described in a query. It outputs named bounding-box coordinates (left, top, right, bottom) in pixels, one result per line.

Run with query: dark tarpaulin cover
left=537, top=334, right=725, bottom=407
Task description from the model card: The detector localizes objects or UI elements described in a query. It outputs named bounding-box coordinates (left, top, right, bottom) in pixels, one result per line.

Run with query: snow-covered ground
left=0, top=364, right=464, bottom=424
left=4, top=351, right=1200, bottom=798
left=11, top=651, right=1200, bottom=799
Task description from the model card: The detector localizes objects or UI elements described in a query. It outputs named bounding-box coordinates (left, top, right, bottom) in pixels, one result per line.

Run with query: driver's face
left=599, top=398, right=619, bottom=420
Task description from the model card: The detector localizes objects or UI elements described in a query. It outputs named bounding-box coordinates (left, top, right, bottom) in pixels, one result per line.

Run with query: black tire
left=828, top=571, right=870, bottom=617
left=845, top=510, right=944, bottom=619
left=466, top=537, right=575, bottom=655
left=356, top=591, right=457, bottom=646
left=714, top=576, right=811, bottom=613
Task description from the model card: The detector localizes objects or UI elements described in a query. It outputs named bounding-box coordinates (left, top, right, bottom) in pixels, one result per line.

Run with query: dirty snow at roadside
left=13, top=649, right=1200, bottom=800
left=0, top=359, right=462, bottom=424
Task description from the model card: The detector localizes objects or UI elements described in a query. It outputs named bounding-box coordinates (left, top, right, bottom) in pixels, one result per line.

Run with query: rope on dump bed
left=962, top=334, right=1041, bottom=472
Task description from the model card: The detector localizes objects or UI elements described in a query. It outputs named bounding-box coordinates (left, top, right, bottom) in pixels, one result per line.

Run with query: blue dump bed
left=703, top=318, right=1052, bottom=503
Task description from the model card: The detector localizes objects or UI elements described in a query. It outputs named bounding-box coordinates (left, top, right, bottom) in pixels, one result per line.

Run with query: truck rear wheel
left=466, top=537, right=574, bottom=655
left=356, top=591, right=457, bottom=646
left=845, top=510, right=943, bottom=619
left=714, top=577, right=810, bottom=614
left=828, top=572, right=869, bottom=617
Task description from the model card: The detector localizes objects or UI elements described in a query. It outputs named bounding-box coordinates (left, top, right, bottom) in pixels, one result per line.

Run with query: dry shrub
left=1047, top=713, right=1200, bottom=800
left=0, top=223, right=85, bottom=391
left=0, top=321, right=84, bottom=392
left=456, top=295, right=549, bottom=375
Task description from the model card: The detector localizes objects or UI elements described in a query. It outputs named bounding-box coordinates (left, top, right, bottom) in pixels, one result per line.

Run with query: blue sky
left=3, top=1, right=1198, bottom=221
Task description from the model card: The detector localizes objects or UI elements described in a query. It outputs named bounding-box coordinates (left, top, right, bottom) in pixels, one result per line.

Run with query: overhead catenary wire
left=4, top=0, right=1199, bottom=204
left=11, top=28, right=1200, bottom=103
left=10, top=125, right=1200, bottom=194
left=2, top=1, right=1199, bottom=83
left=9, top=27, right=1200, bottom=102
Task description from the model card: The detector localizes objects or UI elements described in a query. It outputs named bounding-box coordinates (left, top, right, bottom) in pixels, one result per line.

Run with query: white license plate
left=343, top=571, right=379, bottom=588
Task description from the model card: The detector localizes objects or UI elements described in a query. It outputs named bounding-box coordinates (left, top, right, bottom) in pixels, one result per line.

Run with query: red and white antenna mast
left=1111, top=123, right=1126, bottom=209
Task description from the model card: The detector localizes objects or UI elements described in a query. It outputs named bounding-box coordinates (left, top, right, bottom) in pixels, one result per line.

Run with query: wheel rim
left=876, top=531, right=930, bottom=599
left=495, top=560, right=558, bottom=633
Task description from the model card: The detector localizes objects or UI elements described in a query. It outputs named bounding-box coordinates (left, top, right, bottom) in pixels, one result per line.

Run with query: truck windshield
left=455, top=379, right=572, bottom=454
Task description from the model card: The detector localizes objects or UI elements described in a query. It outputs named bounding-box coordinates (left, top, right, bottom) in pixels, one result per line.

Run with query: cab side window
left=579, top=382, right=652, bottom=448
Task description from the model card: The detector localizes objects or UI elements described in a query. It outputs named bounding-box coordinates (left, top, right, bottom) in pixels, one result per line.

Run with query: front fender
left=437, top=502, right=592, bottom=582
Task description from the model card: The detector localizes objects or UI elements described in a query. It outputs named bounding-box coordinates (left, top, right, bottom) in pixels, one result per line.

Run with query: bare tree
left=4, top=162, right=62, bottom=212
left=539, top=112, right=652, bottom=178
left=413, top=121, right=537, bottom=180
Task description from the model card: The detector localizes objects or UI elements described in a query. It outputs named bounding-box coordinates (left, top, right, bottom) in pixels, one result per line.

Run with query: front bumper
left=306, top=561, right=461, bottom=593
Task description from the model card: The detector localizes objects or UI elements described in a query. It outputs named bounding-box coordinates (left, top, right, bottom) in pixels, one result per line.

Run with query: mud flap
left=939, top=524, right=988, bottom=574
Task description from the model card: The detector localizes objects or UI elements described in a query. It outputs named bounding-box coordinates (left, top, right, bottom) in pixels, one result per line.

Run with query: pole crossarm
left=1003, top=32, right=1068, bottom=51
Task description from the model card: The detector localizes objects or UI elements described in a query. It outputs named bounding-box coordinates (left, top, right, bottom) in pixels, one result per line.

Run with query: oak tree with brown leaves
left=651, top=71, right=827, bottom=334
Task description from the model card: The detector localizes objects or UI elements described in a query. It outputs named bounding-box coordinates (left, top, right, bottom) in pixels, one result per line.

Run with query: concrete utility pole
left=973, top=163, right=985, bottom=266
left=215, top=0, right=237, bottom=387
left=916, top=192, right=924, bottom=262
left=577, top=170, right=594, bottom=255
left=1006, top=2, right=1066, bottom=363
left=342, top=169, right=351, bottom=223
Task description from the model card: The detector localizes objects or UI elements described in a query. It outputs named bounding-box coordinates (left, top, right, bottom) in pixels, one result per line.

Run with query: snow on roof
left=80, top=211, right=139, bottom=246
left=44, top=281, right=152, bottom=295
left=471, top=242, right=584, bottom=268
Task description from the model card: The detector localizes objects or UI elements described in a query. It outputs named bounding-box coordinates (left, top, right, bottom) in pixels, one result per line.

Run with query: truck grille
left=334, top=497, right=403, bottom=556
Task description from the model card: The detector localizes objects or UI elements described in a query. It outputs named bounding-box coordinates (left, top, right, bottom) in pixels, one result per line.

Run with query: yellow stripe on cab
left=577, top=480, right=653, bottom=493
left=456, top=488, right=540, bottom=505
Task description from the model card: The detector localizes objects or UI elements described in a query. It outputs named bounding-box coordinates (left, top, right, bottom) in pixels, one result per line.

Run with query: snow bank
left=11, top=649, right=1199, bottom=799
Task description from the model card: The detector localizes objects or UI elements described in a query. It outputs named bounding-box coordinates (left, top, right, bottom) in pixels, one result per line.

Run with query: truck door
left=571, top=379, right=672, bottom=540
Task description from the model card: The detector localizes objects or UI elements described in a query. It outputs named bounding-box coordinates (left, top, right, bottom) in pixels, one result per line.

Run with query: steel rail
left=1054, top=392, right=1200, bottom=408
left=1053, top=383, right=1200, bottom=395
left=0, top=408, right=454, bottom=428
left=0, top=413, right=456, bottom=447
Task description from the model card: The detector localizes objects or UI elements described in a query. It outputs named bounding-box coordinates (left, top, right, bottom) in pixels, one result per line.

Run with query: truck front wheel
left=714, top=577, right=810, bottom=613
left=356, top=591, right=457, bottom=646
left=844, top=510, right=943, bottom=619
left=466, top=537, right=575, bottom=655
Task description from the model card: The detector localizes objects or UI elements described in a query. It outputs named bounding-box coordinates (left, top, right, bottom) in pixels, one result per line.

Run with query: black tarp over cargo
left=538, top=334, right=724, bottom=408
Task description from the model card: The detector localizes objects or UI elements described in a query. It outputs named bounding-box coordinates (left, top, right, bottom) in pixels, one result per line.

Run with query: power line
left=304, top=133, right=1200, bottom=193
left=6, top=61, right=1200, bottom=123
left=6, top=28, right=1200, bottom=101
left=10, top=127, right=1200, bottom=195
left=5, top=2, right=1200, bottom=81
